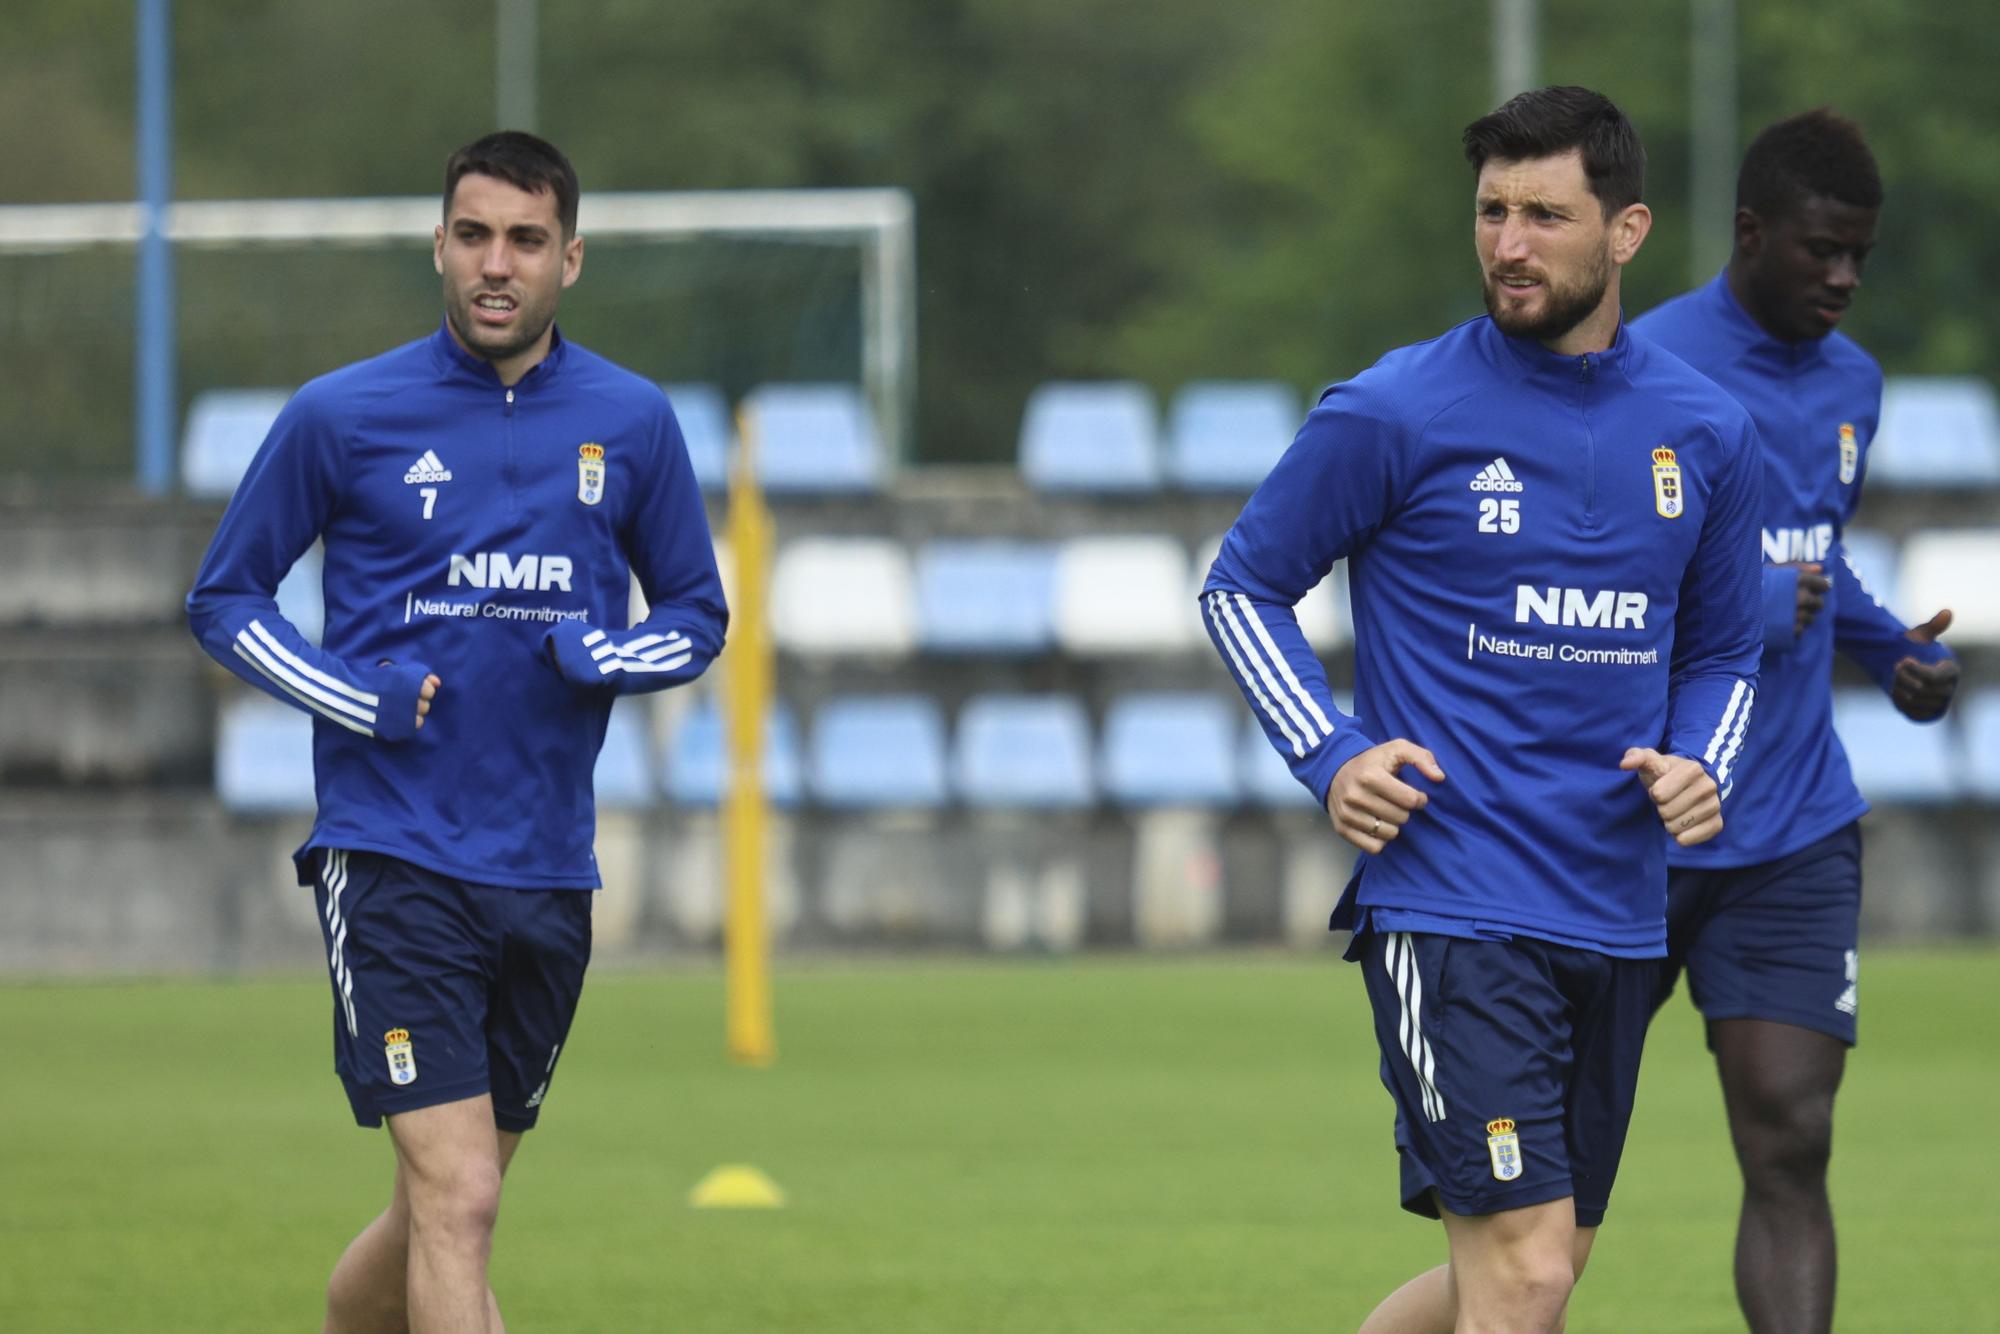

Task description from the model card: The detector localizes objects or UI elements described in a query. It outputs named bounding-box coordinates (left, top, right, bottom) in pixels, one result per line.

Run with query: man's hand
left=1620, top=747, right=1720, bottom=847
left=1785, top=561, right=1832, bottom=637
left=415, top=673, right=442, bottom=730
left=1327, top=740, right=1446, bottom=855
left=1892, top=608, right=1959, bottom=721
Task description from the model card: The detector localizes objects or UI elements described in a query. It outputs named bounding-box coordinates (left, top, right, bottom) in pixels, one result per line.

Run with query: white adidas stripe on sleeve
left=1205, top=592, right=1308, bottom=757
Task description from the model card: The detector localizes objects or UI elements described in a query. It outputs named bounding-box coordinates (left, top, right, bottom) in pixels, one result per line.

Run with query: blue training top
left=188, top=324, right=728, bottom=890
left=1634, top=272, right=1953, bottom=869
left=1203, top=315, right=1764, bottom=956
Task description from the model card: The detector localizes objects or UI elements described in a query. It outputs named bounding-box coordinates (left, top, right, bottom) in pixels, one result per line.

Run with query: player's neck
left=443, top=319, right=553, bottom=387
left=1540, top=284, right=1623, bottom=358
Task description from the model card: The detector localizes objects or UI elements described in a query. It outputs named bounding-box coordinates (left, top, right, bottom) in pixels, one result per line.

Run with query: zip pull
left=505, top=389, right=515, bottom=405
left=1579, top=354, right=1594, bottom=382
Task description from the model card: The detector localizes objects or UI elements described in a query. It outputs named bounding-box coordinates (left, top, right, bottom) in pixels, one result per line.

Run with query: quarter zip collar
left=1704, top=269, right=1824, bottom=369
left=1488, top=313, right=1634, bottom=385
left=427, top=320, right=570, bottom=389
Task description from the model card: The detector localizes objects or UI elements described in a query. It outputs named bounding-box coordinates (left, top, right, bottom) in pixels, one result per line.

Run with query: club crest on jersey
left=577, top=443, right=606, bottom=506
left=1651, top=446, right=1684, bottom=519
left=1486, top=1117, right=1523, bottom=1181
left=384, top=1028, right=418, bottom=1086
left=1838, top=423, right=1859, bottom=486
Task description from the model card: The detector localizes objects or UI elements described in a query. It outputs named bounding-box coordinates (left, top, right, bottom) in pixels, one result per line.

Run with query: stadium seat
left=1838, top=528, right=1900, bottom=618
left=952, top=694, right=1095, bottom=808
left=1831, top=689, right=1960, bottom=804
left=1961, top=691, right=2000, bottom=801
left=1018, top=381, right=1163, bottom=493
left=1165, top=380, right=1300, bottom=491
left=180, top=388, right=292, bottom=499
left=1190, top=535, right=1345, bottom=650
left=661, top=382, right=734, bottom=493
left=741, top=383, right=883, bottom=494
left=1100, top=693, right=1240, bottom=806
left=663, top=699, right=803, bottom=807
left=1052, top=535, right=1193, bottom=653
left=807, top=695, right=950, bottom=808
left=914, top=540, right=1058, bottom=654
left=1869, top=377, right=2000, bottom=487
left=274, top=543, right=326, bottom=646
left=215, top=696, right=317, bottom=813
left=1897, top=528, right=2000, bottom=644
left=770, top=537, right=917, bottom=655
left=1238, top=717, right=1318, bottom=808
left=593, top=706, right=654, bottom=809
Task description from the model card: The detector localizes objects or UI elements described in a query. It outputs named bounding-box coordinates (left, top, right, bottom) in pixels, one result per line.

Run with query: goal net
left=0, top=190, right=915, bottom=482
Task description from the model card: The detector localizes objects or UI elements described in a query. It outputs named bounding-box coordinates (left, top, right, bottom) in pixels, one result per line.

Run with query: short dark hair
left=1736, top=108, right=1882, bottom=221
left=1462, top=85, right=1645, bottom=215
left=443, top=131, right=580, bottom=235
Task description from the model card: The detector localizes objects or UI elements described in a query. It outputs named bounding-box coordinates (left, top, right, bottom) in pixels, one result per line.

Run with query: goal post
left=0, top=188, right=916, bottom=482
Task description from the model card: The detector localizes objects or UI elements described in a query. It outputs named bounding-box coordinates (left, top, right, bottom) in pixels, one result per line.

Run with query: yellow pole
left=722, top=406, right=776, bottom=1066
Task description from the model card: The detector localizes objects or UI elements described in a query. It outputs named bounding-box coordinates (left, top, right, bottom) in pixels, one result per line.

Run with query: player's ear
left=1610, top=202, right=1651, bottom=265
left=1734, top=207, right=1764, bottom=259
left=433, top=224, right=447, bottom=277
left=562, top=233, right=584, bottom=289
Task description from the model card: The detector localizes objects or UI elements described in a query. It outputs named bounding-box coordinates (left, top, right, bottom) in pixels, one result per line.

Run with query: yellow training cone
left=689, top=1164, right=786, bottom=1209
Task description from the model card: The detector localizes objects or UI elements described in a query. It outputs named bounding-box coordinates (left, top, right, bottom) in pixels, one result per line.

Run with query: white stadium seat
left=769, top=537, right=916, bottom=655
left=1190, top=535, right=1345, bottom=650
left=1052, top=535, right=1192, bottom=653
left=1896, top=529, right=2000, bottom=645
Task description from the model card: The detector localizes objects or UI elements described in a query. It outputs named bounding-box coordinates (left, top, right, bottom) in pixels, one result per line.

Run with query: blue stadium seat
left=181, top=388, right=292, bottom=499
left=915, top=541, right=1057, bottom=653
left=275, top=543, right=326, bottom=646
left=215, top=696, right=316, bottom=814
left=1837, top=528, right=1899, bottom=618
left=1869, top=377, right=2000, bottom=487
left=661, top=382, right=734, bottom=493
left=1238, top=718, right=1317, bottom=809
left=1100, top=693, right=1239, bottom=806
left=593, top=706, right=654, bottom=809
left=1831, top=689, right=1960, bottom=804
left=1018, top=381, right=1162, bottom=493
left=742, top=383, right=883, bottom=494
left=1961, top=691, right=2000, bottom=801
left=1165, top=380, right=1300, bottom=491
left=953, top=694, right=1095, bottom=808
left=663, top=699, right=803, bottom=807
left=807, top=695, right=949, bottom=808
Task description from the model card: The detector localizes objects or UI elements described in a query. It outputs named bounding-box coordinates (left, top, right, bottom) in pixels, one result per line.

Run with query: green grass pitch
left=3, top=950, right=1995, bottom=1331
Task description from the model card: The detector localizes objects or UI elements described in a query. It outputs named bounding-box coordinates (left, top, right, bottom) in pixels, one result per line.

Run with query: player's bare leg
left=323, top=1097, right=508, bottom=1334
left=326, top=1119, right=521, bottom=1334
left=325, top=1126, right=520, bottom=1333
left=1360, top=1208, right=1595, bottom=1334
left=1417, top=1196, right=1577, bottom=1334
left=1711, top=1018, right=1846, bottom=1334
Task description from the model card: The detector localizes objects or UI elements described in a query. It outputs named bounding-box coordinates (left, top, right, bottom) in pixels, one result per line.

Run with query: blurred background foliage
left=4, top=0, right=1995, bottom=468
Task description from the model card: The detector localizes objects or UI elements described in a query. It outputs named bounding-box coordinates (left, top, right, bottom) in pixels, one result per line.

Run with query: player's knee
left=1467, top=1252, right=1574, bottom=1329
left=406, top=1159, right=503, bottom=1242
left=1738, top=1095, right=1833, bottom=1192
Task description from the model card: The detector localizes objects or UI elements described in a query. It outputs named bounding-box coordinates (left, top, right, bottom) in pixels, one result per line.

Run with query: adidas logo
left=403, top=450, right=453, bottom=485
left=1469, top=457, right=1523, bottom=493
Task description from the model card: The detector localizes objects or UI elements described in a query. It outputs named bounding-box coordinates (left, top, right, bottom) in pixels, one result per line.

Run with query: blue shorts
left=310, top=849, right=593, bottom=1132
left=1658, top=822, right=1862, bottom=1046
left=1354, top=930, right=1654, bottom=1228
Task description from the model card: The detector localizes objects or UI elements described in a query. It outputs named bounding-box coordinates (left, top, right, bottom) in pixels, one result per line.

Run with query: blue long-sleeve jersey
left=1634, top=272, right=1954, bottom=868
left=1204, top=317, right=1764, bottom=956
left=188, top=324, right=728, bottom=889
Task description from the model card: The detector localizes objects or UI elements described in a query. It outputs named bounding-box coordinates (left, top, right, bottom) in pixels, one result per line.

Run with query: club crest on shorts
left=1486, top=1117, right=1523, bottom=1181
left=577, top=443, right=606, bottom=506
left=384, top=1028, right=418, bottom=1086
left=1837, top=423, right=1859, bottom=486
left=1651, top=447, right=1684, bottom=519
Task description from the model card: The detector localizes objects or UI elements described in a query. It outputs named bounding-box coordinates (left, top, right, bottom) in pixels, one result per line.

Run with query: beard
left=442, top=279, right=560, bottom=366
left=1483, top=244, right=1612, bottom=343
